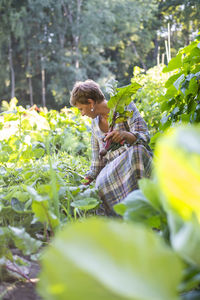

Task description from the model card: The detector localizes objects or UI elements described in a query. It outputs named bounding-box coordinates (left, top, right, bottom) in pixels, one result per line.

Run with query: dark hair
left=70, top=79, right=105, bottom=106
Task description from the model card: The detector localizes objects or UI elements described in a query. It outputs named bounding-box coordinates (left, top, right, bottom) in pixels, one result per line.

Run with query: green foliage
left=114, top=189, right=166, bottom=230
left=107, top=80, right=142, bottom=126
left=131, top=65, right=170, bottom=144
left=159, top=35, right=200, bottom=131
left=0, top=102, right=101, bottom=273
left=114, top=124, right=200, bottom=295
left=0, top=225, right=41, bottom=262
left=38, top=218, right=183, bottom=300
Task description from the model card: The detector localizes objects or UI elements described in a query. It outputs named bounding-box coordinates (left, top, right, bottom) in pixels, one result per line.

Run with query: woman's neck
left=97, top=100, right=110, bottom=119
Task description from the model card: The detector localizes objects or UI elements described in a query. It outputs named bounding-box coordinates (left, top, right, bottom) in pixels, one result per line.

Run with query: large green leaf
left=165, top=72, right=184, bottom=88
left=38, top=218, right=182, bottom=300
left=114, top=189, right=162, bottom=229
left=138, top=178, right=162, bottom=210
left=27, top=186, right=60, bottom=229
left=154, top=125, right=200, bottom=222
left=163, top=53, right=182, bottom=73
left=168, top=214, right=200, bottom=267
left=71, top=198, right=99, bottom=211
left=107, top=82, right=141, bottom=110
left=8, top=226, right=42, bottom=255
left=32, top=200, right=59, bottom=230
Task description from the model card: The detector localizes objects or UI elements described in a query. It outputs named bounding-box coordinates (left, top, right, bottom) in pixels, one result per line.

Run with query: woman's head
left=70, top=79, right=105, bottom=106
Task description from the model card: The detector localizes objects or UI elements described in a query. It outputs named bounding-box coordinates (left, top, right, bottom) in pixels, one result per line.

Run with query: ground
left=0, top=252, right=42, bottom=300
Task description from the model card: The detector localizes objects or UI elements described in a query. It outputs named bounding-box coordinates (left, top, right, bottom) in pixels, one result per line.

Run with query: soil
left=0, top=253, right=42, bottom=300
left=1, top=281, right=42, bottom=300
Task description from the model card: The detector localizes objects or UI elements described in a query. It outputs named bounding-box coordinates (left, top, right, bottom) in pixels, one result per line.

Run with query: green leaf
left=163, top=53, right=182, bottom=73
left=115, top=111, right=133, bottom=123
left=8, top=226, right=42, bottom=256
left=27, top=186, right=59, bottom=229
left=26, top=186, right=44, bottom=202
left=187, top=99, right=196, bottom=114
left=107, top=82, right=141, bottom=110
left=11, top=197, right=25, bottom=212
left=165, top=72, right=184, bottom=88
left=154, top=125, right=200, bottom=223
left=186, top=77, right=198, bottom=97
left=161, top=101, right=170, bottom=112
left=0, top=151, right=9, bottom=162
left=165, top=85, right=177, bottom=99
left=38, top=218, right=183, bottom=300
left=139, top=178, right=162, bottom=210
left=114, top=189, right=162, bottom=229
left=179, top=266, right=200, bottom=293
left=71, top=198, right=99, bottom=211
left=32, top=200, right=59, bottom=229
left=181, top=114, right=190, bottom=122
left=182, top=41, right=199, bottom=54
left=105, top=78, right=118, bottom=96
left=172, top=107, right=180, bottom=115
left=113, top=203, right=126, bottom=216
left=168, top=214, right=200, bottom=267
left=173, top=74, right=185, bottom=90
left=33, top=148, right=45, bottom=158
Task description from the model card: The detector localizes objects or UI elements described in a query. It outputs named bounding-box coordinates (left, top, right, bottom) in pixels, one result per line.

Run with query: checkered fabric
left=85, top=102, right=153, bottom=214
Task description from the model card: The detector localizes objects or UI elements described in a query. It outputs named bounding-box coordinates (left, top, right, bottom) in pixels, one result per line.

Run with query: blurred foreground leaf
left=154, top=125, right=200, bottom=222
left=38, top=218, right=182, bottom=300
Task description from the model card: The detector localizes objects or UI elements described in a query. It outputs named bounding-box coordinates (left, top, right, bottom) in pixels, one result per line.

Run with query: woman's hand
left=104, top=130, right=126, bottom=144
left=104, top=130, right=137, bottom=145
left=82, top=176, right=94, bottom=185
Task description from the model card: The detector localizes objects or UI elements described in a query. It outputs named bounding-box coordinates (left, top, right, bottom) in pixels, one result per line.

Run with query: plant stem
left=6, top=264, right=34, bottom=285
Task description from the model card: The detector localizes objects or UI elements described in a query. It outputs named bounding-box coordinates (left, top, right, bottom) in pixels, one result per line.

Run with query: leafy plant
left=159, top=34, right=200, bottom=132
left=0, top=102, right=100, bottom=278
left=100, top=79, right=141, bottom=157
left=131, top=65, right=170, bottom=147
left=114, top=124, right=200, bottom=296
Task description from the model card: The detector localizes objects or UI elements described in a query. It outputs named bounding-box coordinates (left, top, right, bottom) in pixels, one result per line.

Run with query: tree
left=0, top=0, right=199, bottom=108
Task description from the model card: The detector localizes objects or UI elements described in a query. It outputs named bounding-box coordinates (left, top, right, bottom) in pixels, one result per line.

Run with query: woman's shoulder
left=91, top=116, right=99, bottom=129
left=91, top=117, right=104, bottom=139
left=127, top=101, right=137, bottom=111
left=126, top=101, right=141, bottom=118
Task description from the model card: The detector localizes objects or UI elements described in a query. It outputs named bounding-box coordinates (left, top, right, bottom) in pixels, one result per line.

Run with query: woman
left=70, top=79, right=153, bottom=215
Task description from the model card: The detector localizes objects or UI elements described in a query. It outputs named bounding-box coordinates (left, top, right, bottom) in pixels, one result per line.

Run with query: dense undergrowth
left=0, top=102, right=102, bottom=288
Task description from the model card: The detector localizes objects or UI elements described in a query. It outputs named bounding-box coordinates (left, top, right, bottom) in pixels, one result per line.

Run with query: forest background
left=0, top=0, right=199, bottom=109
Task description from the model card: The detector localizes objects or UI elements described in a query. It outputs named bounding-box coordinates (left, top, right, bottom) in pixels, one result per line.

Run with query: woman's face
left=76, top=101, right=96, bottom=118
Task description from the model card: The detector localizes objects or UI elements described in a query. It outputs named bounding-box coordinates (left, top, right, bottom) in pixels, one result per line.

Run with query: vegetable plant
left=159, top=34, right=200, bottom=132
left=100, top=79, right=141, bottom=157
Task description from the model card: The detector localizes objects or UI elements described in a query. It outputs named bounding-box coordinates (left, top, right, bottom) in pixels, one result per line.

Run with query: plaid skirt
left=95, top=144, right=152, bottom=215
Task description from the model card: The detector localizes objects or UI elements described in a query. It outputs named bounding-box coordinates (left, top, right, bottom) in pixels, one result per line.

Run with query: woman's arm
left=85, top=132, right=106, bottom=181
left=104, top=102, right=150, bottom=145
left=104, top=130, right=137, bottom=144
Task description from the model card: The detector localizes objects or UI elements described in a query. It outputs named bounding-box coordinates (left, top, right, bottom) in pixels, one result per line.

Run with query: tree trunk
left=27, top=50, right=33, bottom=106
left=157, top=46, right=160, bottom=66
left=75, top=0, right=82, bottom=71
left=132, top=42, right=147, bottom=71
left=41, top=56, right=46, bottom=107
left=8, top=37, right=15, bottom=99
left=153, top=35, right=159, bottom=65
left=29, top=77, right=33, bottom=106
left=62, top=0, right=82, bottom=78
